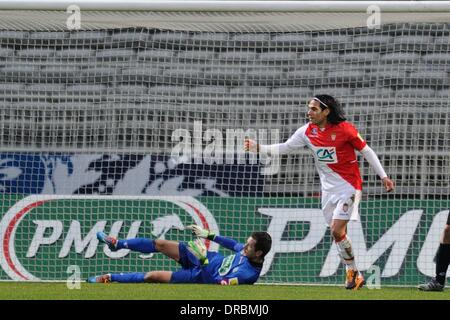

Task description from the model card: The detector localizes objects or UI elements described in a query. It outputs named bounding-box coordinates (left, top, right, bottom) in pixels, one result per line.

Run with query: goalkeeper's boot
left=97, top=232, right=118, bottom=251
left=418, top=278, right=444, bottom=292
left=87, top=273, right=111, bottom=284
left=345, top=269, right=365, bottom=290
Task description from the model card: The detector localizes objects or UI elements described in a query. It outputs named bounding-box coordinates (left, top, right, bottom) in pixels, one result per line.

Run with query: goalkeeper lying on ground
left=87, top=226, right=272, bottom=285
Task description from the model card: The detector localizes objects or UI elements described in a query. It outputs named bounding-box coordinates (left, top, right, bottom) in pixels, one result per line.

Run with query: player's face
left=307, top=100, right=328, bottom=127
left=243, top=237, right=257, bottom=258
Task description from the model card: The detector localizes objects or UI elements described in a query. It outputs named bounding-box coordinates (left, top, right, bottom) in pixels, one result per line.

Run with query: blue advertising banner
left=0, top=153, right=263, bottom=197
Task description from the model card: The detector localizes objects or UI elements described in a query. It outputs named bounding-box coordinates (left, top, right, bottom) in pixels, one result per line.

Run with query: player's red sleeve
left=345, top=122, right=366, bottom=151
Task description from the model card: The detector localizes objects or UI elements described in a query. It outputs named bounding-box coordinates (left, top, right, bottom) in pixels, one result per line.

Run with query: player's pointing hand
left=382, top=177, right=394, bottom=192
left=244, top=139, right=259, bottom=152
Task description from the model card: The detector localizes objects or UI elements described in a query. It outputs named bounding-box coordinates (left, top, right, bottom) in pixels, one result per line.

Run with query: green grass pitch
left=0, top=282, right=448, bottom=300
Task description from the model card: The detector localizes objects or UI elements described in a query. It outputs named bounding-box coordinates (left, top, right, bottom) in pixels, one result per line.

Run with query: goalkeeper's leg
left=88, top=271, right=172, bottom=283
left=111, top=271, right=172, bottom=283
left=97, top=232, right=156, bottom=253
left=122, top=237, right=182, bottom=261
left=97, top=232, right=180, bottom=261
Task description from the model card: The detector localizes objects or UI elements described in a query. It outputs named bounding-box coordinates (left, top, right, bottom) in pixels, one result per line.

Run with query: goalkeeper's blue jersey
left=171, top=235, right=263, bottom=285
left=201, top=236, right=262, bottom=285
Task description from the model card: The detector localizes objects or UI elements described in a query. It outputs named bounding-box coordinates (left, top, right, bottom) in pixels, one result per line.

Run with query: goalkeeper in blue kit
left=87, top=225, right=272, bottom=285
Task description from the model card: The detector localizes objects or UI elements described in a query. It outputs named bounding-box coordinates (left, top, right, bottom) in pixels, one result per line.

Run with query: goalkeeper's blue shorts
left=170, top=242, right=218, bottom=284
left=170, top=242, right=201, bottom=283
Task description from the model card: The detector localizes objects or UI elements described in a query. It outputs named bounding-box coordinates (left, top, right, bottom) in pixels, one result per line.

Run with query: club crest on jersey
left=312, top=146, right=337, bottom=164
left=311, top=128, right=318, bottom=136
left=343, top=203, right=349, bottom=212
left=331, top=133, right=336, bottom=141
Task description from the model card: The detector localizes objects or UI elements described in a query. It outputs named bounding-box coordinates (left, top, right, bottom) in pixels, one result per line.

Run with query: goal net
left=0, top=1, right=449, bottom=286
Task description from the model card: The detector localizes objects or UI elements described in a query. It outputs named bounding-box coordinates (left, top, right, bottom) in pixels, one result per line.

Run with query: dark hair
left=313, top=94, right=346, bottom=124
left=251, top=232, right=272, bottom=257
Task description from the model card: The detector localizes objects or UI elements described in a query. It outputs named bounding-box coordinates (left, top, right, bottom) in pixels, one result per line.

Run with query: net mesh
left=0, top=11, right=449, bottom=285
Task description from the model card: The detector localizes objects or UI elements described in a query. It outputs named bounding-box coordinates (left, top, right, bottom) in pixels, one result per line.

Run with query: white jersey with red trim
left=265, top=121, right=367, bottom=193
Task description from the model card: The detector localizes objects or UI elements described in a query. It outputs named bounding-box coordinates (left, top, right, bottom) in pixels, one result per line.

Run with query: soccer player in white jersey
left=245, top=94, right=394, bottom=290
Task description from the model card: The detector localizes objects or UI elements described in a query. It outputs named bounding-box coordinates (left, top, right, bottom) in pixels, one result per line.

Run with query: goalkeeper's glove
left=186, top=225, right=215, bottom=240
left=187, top=238, right=209, bottom=265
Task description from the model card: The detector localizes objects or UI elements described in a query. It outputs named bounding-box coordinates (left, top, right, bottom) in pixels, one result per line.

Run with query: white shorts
left=321, top=189, right=362, bottom=226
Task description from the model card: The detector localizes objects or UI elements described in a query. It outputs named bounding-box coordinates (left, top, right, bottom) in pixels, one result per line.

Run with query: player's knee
left=154, top=239, right=168, bottom=251
left=331, top=228, right=345, bottom=240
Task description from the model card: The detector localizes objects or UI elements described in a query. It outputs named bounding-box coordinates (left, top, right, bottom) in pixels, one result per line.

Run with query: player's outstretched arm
left=186, top=224, right=215, bottom=240
left=186, top=225, right=242, bottom=252
left=244, top=125, right=308, bottom=155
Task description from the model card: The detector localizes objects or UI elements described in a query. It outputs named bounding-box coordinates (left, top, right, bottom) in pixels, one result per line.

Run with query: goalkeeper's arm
left=187, top=225, right=242, bottom=252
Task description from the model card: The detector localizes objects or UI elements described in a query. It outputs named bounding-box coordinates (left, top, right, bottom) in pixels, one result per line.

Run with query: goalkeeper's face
left=243, top=237, right=258, bottom=258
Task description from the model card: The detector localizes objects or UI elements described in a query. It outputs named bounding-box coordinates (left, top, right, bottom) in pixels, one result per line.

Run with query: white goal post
left=0, top=1, right=449, bottom=286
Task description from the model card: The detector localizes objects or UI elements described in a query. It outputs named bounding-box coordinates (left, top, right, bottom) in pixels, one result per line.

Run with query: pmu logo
left=0, top=195, right=219, bottom=281
left=313, top=146, right=337, bottom=164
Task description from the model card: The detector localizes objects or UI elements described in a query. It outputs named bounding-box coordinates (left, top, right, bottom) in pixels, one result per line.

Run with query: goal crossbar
left=0, top=1, right=450, bottom=12
left=0, top=1, right=450, bottom=31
